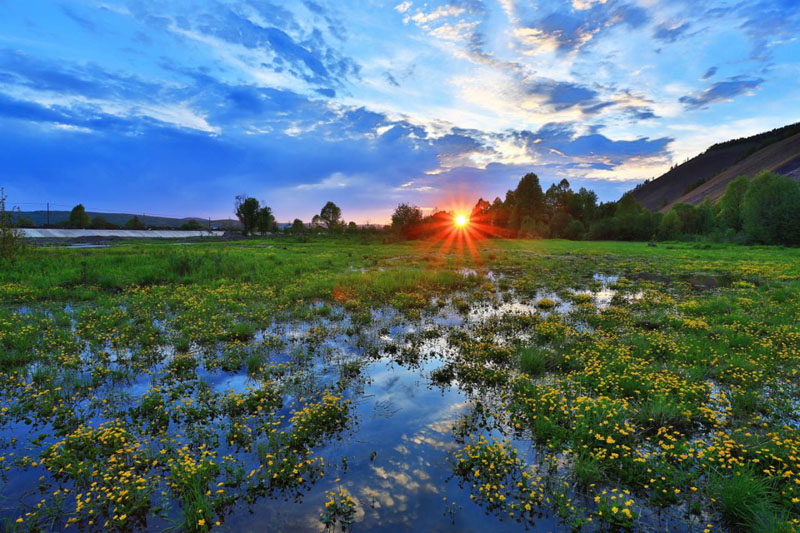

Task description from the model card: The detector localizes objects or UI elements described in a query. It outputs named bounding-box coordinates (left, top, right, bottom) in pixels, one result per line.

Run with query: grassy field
left=1, top=237, right=799, bottom=531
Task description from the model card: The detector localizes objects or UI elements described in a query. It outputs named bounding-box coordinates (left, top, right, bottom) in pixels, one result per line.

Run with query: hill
left=631, top=121, right=800, bottom=211
left=15, top=210, right=242, bottom=230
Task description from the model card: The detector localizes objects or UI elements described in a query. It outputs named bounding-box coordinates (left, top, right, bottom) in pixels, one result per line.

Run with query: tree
left=256, top=205, right=276, bottom=235
left=612, top=194, right=657, bottom=241
left=91, top=216, right=119, bottom=229
left=658, top=209, right=681, bottom=240
left=125, top=216, right=145, bottom=230
left=13, top=215, right=35, bottom=228
left=318, top=201, right=343, bottom=230
left=391, top=203, right=423, bottom=239
left=508, top=173, right=545, bottom=233
left=235, top=195, right=260, bottom=235
left=717, top=176, right=750, bottom=232
left=290, top=218, right=306, bottom=233
left=179, top=220, right=204, bottom=231
left=742, top=172, right=800, bottom=244
left=347, top=221, right=358, bottom=233
left=69, top=204, right=90, bottom=228
left=563, top=218, right=585, bottom=240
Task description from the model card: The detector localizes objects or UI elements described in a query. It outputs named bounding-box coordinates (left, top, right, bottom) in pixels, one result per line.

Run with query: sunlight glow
left=455, top=214, right=468, bottom=227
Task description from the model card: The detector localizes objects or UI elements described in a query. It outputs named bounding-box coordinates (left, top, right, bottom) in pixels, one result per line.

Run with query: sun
left=455, top=214, right=468, bottom=227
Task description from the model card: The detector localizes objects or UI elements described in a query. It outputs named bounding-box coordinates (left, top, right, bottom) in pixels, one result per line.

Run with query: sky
left=1, top=0, right=799, bottom=223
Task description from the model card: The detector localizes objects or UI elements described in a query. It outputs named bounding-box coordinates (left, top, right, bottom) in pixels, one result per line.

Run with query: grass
left=519, top=345, right=548, bottom=376
left=709, top=469, right=777, bottom=530
left=1, top=237, right=800, bottom=531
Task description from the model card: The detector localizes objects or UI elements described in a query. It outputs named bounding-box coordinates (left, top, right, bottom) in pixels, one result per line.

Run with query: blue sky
left=1, top=0, right=799, bottom=223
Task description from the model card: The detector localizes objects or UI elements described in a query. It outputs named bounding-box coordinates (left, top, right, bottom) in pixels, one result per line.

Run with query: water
left=0, top=275, right=634, bottom=531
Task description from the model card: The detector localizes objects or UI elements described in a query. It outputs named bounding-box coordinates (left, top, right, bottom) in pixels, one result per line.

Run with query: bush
left=0, top=190, right=25, bottom=260
left=742, top=172, right=800, bottom=244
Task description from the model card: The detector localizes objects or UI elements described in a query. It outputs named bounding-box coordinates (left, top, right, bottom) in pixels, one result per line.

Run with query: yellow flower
left=198, top=519, right=205, bottom=526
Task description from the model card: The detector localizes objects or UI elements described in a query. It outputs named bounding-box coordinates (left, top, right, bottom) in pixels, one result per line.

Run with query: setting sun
left=455, top=214, right=468, bottom=227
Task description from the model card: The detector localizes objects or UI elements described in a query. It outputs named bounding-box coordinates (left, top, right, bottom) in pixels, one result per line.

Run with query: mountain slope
left=671, top=132, right=800, bottom=209
left=630, top=121, right=800, bottom=211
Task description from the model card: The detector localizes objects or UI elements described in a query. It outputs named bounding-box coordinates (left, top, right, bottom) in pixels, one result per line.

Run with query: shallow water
left=0, top=275, right=633, bottom=531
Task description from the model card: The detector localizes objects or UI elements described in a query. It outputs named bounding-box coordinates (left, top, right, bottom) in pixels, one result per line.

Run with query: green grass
left=1, top=237, right=800, bottom=531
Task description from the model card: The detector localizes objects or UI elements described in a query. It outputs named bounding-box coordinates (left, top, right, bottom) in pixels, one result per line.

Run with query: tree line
left=389, top=171, right=800, bottom=245
left=8, top=169, right=798, bottom=246
left=234, top=196, right=362, bottom=236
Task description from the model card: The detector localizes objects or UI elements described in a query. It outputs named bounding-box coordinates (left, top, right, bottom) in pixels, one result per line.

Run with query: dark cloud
left=625, top=106, right=658, bottom=120
left=510, top=122, right=671, bottom=166
left=679, top=76, right=763, bottom=109
left=515, top=1, right=649, bottom=53
left=524, top=79, right=599, bottom=111
left=383, top=71, right=400, bottom=87
left=653, top=21, right=691, bottom=42
left=0, top=49, right=163, bottom=101
left=702, top=66, right=717, bottom=80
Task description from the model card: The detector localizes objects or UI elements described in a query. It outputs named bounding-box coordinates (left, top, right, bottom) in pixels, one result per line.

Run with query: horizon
left=1, top=1, right=799, bottom=223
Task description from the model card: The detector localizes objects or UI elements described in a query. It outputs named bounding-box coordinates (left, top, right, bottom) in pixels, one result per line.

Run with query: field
left=1, top=238, right=799, bottom=532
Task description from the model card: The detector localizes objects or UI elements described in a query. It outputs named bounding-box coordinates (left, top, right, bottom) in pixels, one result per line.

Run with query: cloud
left=1, top=0, right=798, bottom=222
left=702, top=66, right=717, bottom=80
left=679, top=76, right=763, bottom=109
left=513, top=2, right=649, bottom=54
left=60, top=5, right=98, bottom=33
left=653, top=21, right=691, bottom=43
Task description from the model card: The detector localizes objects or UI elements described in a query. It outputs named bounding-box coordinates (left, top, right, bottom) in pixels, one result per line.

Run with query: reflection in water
left=1, top=272, right=633, bottom=532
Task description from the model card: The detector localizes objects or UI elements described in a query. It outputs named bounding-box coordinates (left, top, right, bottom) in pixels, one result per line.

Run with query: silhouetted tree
left=290, top=218, right=305, bottom=233
left=125, top=216, right=145, bottom=230
left=235, top=195, right=260, bottom=235
left=508, top=173, right=545, bottom=233
left=256, top=205, right=276, bottom=235
left=179, top=220, right=204, bottom=231
left=69, top=204, right=90, bottom=228
left=318, top=201, right=343, bottom=230
left=391, top=203, right=423, bottom=239
left=91, top=216, right=119, bottom=230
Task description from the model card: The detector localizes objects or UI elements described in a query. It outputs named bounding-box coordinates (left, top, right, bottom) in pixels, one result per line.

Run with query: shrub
left=742, top=172, right=800, bottom=244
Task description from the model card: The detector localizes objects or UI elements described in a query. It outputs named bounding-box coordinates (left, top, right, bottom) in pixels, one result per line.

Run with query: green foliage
left=68, top=204, right=91, bottom=228
left=391, top=203, right=423, bottom=239
left=742, top=171, right=800, bottom=244
left=256, top=205, right=276, bottom=235
left=318, top=201, right=343, bottom=230
left=717, top=176, right=750, bottom=232
left=91, top=216, right=120, bottom=230
left=0, top=188, right=25, bottom=260
left=125, top=215, right=146, bottom=230
left=659, top=200, right=715, bottom=239
left=235, top=195, right=260, bottom=235
left=290, top=218, right=306, bottom=233
left=508, top=173, right=545, bottom=232
left=519, top=346, right=547, bottom=376
left=709, top=469, right=776, bottom=530
left=180, top=219, right=205, bottom=231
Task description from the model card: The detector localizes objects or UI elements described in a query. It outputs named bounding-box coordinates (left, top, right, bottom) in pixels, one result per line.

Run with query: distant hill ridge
left=14, top=210, right=243, bottom=230
left=631, top=121, right=800, bottom=211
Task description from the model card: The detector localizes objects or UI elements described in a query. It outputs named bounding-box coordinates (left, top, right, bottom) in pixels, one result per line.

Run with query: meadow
left=1, top=237, right=799, bottom=531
